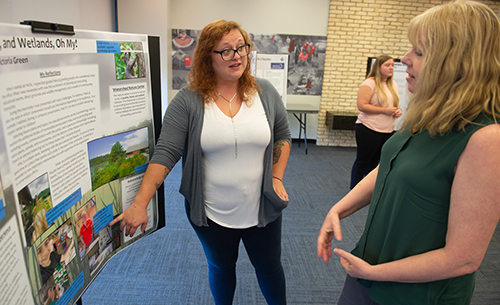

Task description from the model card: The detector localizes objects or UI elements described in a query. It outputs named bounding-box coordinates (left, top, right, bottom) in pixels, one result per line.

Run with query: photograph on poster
left=171, top=29, right=200, bottom=89
left=249, top=33, right=326, bottom=96
left=88, top=223, right=120, bottom=276
left=36, top=219, right=75, bottom=288
left=114, top=42, right=147, bottom=80
left=75, top=197, right=97, bottom=259
left=37, top=231, right=73, bottom=305
left=38, top=273, right=65, bottom=305
left=110, top=219, right=121, bottom=249
left=87, top=127, right=149, bottom=191
left=170, top=29, right=326, bottom=95
left=17, top=173, right=52, bottom=246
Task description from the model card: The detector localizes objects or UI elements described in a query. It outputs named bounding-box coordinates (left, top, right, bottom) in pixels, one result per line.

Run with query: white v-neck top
left=200, top=94, right=271, bottom=228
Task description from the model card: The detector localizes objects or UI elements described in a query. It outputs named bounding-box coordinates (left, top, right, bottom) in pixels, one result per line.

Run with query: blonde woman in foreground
left=318, top=1, right=500, bottom=304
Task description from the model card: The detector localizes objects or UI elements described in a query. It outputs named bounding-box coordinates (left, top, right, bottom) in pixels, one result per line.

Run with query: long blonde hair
left=367, top=55, right=400, bottom=108
left=187, top=20, right=260, bottom=104
left=401, top=0, right=500, bottom=135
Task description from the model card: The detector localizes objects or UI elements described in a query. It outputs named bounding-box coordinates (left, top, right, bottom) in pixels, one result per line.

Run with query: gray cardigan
left=150, top=78, right=291, bottom=227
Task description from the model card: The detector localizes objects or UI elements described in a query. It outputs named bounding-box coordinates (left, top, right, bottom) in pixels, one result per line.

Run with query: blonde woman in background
left=350, top=55, right=402, bottom=189
left=318, top=1, right=500, bottom=304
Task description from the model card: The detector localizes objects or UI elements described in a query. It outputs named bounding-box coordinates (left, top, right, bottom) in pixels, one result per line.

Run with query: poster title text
left=0, top=36, right=79, bottom=52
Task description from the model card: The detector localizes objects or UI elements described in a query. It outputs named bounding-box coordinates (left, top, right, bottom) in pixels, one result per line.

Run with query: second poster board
left=253, top=53, right=289, bottom=105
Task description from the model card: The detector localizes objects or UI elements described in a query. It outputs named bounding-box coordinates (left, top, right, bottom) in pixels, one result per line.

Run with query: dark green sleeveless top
left=351, top=114, right=496, bottom=305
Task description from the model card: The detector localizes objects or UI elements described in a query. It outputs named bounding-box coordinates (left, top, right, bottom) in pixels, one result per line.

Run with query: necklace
left=217, top=91, right=238, bottom=159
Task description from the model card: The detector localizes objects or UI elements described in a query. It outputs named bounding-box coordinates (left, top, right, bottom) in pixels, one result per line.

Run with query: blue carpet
left=82, top=142, right=500, bottom=304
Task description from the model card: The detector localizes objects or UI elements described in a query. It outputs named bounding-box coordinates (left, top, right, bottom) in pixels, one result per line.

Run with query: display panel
left=0, top=22, right=161, bottom=305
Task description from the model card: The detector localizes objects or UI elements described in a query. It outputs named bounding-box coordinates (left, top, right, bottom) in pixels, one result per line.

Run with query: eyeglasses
left=213, top=43, right=250, bottom=61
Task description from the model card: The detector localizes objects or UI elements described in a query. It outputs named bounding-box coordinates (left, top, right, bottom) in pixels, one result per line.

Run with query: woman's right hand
left=385, top=106, right=400, bottom=116
left=317, top=207, right=343, bottom=263
left=108, top=163, right=170, bottom=237
left=109, top=203, right=149, bottom=237
left=318, top=169, right=378, bottom=263
left=393, top=108, right=403, bottom=118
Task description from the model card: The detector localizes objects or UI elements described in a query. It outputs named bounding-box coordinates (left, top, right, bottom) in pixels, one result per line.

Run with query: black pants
left=350, top=123, right=394, bottom=189
left=338, top=275, right=381, bottom=305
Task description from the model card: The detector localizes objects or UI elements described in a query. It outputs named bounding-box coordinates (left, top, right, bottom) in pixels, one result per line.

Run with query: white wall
left=0, top=0, right=114, bottom=31
left=168, top=0, right=329, bottom=33
left=79, top=0, right=115, bottom=31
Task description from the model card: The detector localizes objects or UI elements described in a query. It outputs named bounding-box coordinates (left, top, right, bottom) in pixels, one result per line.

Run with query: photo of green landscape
left=87, top=127, right=150, bottom=191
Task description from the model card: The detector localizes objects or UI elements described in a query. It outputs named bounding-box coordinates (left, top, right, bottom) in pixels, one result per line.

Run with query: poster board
left=0, top=22, right=163, bottom=305
left=254, top=53, right=289, bottom=105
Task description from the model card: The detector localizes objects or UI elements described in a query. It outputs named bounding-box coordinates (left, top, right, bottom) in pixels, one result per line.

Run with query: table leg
left=303, top=113, right=308, bottom=154
left=297, top=113, right=302, bottom=147
left=292, top=112, right=308, bottom=154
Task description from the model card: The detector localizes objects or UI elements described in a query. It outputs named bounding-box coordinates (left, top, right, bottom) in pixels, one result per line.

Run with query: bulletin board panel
left=0, top=21, right=164, bottom=305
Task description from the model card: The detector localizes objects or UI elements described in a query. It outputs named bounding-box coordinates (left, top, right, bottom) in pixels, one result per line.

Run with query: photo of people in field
left=249, top=33, right=327, bottom=96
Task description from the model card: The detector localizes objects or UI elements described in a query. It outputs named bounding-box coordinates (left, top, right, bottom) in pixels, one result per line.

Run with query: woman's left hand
left=334, top=248, right=372, bottom=280
left=393, top=108, right=403, bottom=118
left=273, top=178, right=289, bottom=201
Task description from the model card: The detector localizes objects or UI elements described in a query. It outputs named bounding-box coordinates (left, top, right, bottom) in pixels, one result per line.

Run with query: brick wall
left=318, top=0, right=500, bottom=146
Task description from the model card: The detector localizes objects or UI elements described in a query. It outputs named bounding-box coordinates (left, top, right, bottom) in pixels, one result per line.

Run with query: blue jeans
left=350, top=123, right=394, bottom=189
left=188, top=204, right=286, bottom=305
